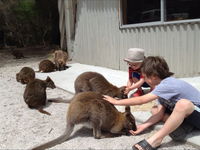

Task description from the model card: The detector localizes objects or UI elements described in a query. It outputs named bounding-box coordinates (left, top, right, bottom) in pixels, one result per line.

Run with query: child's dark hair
left=141, top=56, right=174, bottom=79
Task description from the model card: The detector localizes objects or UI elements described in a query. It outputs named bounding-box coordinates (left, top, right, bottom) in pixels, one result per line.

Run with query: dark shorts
left=165, top=107, right=200, bottom=129
left=132, top=72, right=149, bottom=87
left=158, top=98, right=200, bottom=140
left=162, top=103, right=200, bottom=141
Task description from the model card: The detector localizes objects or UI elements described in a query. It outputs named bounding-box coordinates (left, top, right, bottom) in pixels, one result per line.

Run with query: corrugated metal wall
left=72, top=0, right=200, bottom=77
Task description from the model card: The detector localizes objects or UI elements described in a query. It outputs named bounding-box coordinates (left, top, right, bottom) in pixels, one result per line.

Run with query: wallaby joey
left=31, top=91, right=136, bottom=150
left=23, top=76, right=56, bottom=115
left=54, top=50, right=68, bottom=71
left=38, top=59, right=55, bottom=73
left=75, top=72, right=127, bottom=99
left=16, top=67, right=35, bottom=84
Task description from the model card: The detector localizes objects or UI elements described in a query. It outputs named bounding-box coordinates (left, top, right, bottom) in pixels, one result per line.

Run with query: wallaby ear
left=46, top=76, right=51, bottom=81
left=125, top=106, right=131, bottom=113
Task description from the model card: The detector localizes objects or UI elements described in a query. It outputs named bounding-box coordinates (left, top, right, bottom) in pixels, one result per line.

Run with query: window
left=166, top=0, right=200, bottom=21
left=121, top=0, right=200, bottom=27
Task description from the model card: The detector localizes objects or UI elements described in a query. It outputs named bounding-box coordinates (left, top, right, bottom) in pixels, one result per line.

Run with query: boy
left=124, top=48, right=150, bottom=97
left=103, top=56, right=200, bottom=150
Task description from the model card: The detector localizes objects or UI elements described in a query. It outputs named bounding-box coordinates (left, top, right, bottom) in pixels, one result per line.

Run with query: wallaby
left=54, top=50, right=68, bottom=71
left=74, top=72, right=127, bottom=99
left=16, top=67, right=35, bottom=84
left=38, top=59, right=55, bottom=73
left=11, top=48, right=25, bottom=59
left=23, top=76, right=56, bottom=115
left=31, top=91, right=136, bottom=150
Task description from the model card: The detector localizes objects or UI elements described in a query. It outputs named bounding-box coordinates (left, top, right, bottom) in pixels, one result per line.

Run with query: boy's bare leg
left=151, top=105, right=169, bottom=122
left=146, top=99, right=194, bottom=148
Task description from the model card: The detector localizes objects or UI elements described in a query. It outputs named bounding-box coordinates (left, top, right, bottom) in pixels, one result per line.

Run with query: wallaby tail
left=48, top=98, right=72, bottom=103
left=31, top=123, right=74, bottom=150
left=38, top=108, right=51, bottom=116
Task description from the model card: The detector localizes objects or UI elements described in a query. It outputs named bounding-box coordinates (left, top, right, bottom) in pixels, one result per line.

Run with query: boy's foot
left=132, top=139, right=158, bottom=150
left=133, top=89, right=144, bottom=97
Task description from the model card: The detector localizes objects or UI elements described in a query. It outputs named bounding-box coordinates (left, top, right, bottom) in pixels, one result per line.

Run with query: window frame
left=119, top=0, right=200, bottom=29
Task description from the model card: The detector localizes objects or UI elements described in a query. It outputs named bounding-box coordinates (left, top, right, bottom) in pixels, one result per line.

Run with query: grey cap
left=124, top=48, right=145, bottom=63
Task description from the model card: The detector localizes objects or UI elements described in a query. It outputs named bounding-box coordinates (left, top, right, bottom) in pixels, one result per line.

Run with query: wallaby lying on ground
left=11, top=48, right=25, bottom=59
left=16, top=67, right=35, bottom=84
left=74, top=71, right=127, bottom=98
left=31, top=91, right=136, bottom=150
left=38, top=59, right=55, bottom=73
left=23, top=76, right=56, bottom=115
left=54, top=50, right=68, bottom=71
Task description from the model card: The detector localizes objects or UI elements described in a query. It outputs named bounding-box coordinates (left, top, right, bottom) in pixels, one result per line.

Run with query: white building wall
left=72, top=0, right=200, bottom=77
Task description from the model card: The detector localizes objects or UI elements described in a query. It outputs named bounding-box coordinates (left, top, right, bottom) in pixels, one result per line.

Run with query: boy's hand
left=103, top=95, right=118, bottom=105
left=129, top=124, right=147, bottom=135
left=124, top=87, right=131, bottom=94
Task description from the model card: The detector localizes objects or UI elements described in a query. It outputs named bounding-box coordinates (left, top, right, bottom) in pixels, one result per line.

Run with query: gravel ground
left=0, top=49, right=198, bottom=149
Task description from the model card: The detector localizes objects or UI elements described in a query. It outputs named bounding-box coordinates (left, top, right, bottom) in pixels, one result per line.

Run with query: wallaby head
left=121, top=106, right=137, bottom=134
left=16, top=67, right=35, bottom=84
left=45, top=76, right=56, bottom=89
left=116, top=86, right=128, bottom=99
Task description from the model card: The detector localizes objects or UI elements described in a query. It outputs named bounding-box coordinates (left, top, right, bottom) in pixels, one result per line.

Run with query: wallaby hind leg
left=91, top=119, right=102, bottom=139
left=38, top=108, right=51, bottom=116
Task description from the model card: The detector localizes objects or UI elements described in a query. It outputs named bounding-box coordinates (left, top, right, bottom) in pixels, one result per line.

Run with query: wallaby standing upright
left=16, top=67, right=35, bottom=84
left=38, top=59, right=55, bottom=73
left=31, top=91, right=136, bottom=150
left=54, top=50, right=68, bottom=71
left=23, top=76, right=56, bottom=115
left=74, top=71, right=127, bottom=99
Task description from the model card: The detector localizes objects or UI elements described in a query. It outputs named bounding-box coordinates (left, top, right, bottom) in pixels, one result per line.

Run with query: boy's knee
left=151, top=105, right=159, bottom=114
left=175, top=99, right=194, bottom=113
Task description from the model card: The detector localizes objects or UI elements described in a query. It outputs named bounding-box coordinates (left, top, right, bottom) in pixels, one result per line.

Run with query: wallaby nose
left=122, top=94, right=128, bottom=99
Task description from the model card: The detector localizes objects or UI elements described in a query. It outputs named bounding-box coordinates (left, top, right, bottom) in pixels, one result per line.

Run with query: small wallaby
left=31, top=91, right=136, bottom=150
left=54, top=50, right=68, bottom=71
left=11, top=48, right=25, bottom=59
left=38, top=59, right=55, bottom=73
left=74, top=72, right=127, bottom=99
left=16, top=67, right=35, bottom=84
left=23, top=76, right=56, bottom=115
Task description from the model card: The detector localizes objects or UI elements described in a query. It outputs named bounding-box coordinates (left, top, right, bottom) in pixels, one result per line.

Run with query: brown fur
left=31, top=91, right=136, bottom=150
left=11, top=48, right=25, bottom=59
left=54, top=50, right=68, bottom=71
left=74, top=72, right=127, bottom=99
left=38, top=59, right=55, bottom=73
left=16, top=67, right=35, bottom=84
left=23, top=76, right=56, bottom=115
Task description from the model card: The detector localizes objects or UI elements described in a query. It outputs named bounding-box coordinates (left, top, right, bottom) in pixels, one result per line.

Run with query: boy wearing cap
left=124, top=48, right=150, bottom=97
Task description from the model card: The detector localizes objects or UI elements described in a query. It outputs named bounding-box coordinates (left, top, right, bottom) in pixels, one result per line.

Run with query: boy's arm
left=126, top=78, right=133, bottom=87
left=103, top=93, right=158, bottom=106
left=129, top=78, right=145, bottom=90
left=130, top=105, right=165, bottom=135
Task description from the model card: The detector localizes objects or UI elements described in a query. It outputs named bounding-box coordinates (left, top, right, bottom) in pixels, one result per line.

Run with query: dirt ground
left=0, top=48, right=198, bottom=149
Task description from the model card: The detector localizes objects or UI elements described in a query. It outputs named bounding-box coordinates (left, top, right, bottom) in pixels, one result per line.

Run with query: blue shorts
left=132, top=72, right=150, bottom=88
